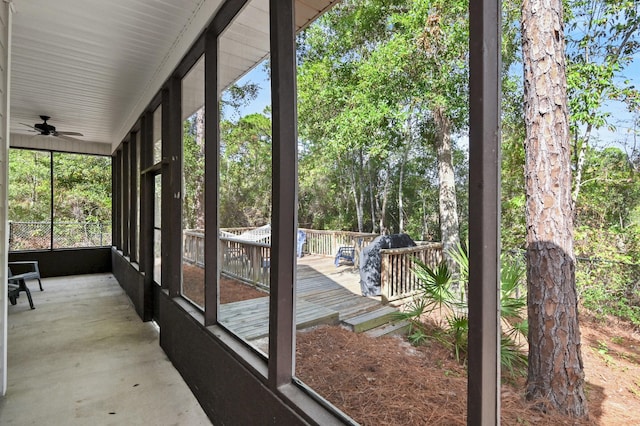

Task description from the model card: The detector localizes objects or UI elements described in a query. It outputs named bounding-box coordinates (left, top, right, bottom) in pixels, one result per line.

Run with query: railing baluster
left=184, top=228, right=444, bottom=303
left=379, top=243, right=444, bottom=303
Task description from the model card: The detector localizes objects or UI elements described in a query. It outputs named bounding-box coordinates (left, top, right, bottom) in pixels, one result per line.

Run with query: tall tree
left=297, top=0, right=467, bottom=251
left=183, top=110, right=205, bottom=230
left=219, top=112, right=272, bottom=227
left=566, top=0, right=640, bottom=206
left=521, top=0, right=588, bottom=416
left=8, top=149, right=51, bottom=221
left=384, top=0, right=468, bottom=256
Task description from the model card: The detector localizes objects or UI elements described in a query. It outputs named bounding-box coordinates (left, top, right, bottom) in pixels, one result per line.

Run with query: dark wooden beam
left=139, top=112, right=156, bottom=321
left=467, top=0, right=502, bottom=423
left=122, top=140, right=130, bottom=256
left=212, top=0, right=249, bottom=36
left=162, top=77, right=183, bottom=297
left=161, top=87, right=171, bottom=291
left=113, top=150, right=122, bottom=250
left=129, top=131, right=138, bottom=263
left=268, top=0, right=298, bottom=389
left=111, top=153, right=118, bottom=249
left=204, top=26, right=219, bottom=326
left=174, top=36, right=205, bottom=80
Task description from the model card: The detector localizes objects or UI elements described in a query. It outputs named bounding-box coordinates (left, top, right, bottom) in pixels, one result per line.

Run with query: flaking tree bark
left=433, top=106, right=459, bottom=262
left=521, top=0, right=588, bottom=417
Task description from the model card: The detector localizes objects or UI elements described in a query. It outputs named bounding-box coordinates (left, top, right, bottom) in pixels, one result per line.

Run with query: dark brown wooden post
left=112, top=152, right=120, bottom=249
left=269, top=0, right=298, bottom=389
left=204, top=24, right=219, bottom=326
left=160, top=79, right=182, bottom=296
left=122, top=139, right=130, bottom=256
left=140, top=111, right=156, bottom=321
left=468, top=0, right=502, bottom=423
left=129, top=130, right=138, bottom=263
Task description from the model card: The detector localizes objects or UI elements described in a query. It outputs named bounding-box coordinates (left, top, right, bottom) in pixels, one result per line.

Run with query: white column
left=0, top=0, right=13, bottom=396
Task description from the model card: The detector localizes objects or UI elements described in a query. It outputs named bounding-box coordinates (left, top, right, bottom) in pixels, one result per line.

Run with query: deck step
left=219, top=298, right=339, bottom=341
left=342, top=306, right=399, bottom=333
left=365, top=320, right=411, bottom=338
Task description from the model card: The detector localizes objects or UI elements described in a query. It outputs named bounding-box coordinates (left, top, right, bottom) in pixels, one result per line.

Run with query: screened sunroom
left=0, top=0, right=502, bottom=424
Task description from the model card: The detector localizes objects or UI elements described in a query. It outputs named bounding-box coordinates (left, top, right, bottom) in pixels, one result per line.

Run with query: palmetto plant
left=500, top=252, right=528, bottom=345
left=447, top=314, right=469, bottom=363
left=399, top=259, right=457, bottom=343
left=400, top=243, right=528, bottom=377
left=413, top=260, right=457, bottom=318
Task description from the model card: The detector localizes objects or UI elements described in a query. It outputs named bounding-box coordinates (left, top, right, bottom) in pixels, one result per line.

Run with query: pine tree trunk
left=521, top=0, right=588, bottom=416
left=348, top=153, right=364, bottom=233
left=379, top=166, right=390, bottom=234
left=434, top=107, right=459, bottom=263
left=398, top=123, right=414, bottom=235
left=369, top=164, right=377, bottom=234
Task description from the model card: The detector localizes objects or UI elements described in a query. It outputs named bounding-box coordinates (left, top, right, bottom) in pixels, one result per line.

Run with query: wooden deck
left=219, top=255, right=392, bottom=345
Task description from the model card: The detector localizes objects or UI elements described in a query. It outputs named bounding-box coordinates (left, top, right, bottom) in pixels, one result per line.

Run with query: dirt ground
left=182, top=263, right=640, bottom=425
left=183, top=263, right=266, bottom=305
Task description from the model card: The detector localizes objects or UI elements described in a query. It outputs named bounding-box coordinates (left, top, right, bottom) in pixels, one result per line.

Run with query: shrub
left=398, top=244, right=528, bottom=378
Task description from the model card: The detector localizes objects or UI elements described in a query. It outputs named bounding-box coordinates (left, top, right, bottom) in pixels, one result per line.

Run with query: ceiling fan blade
left=19, top=122, right=39, bottom=132
left=55, top=131, right=84, bottom=137
left=56, top=134, right=84, bottom=143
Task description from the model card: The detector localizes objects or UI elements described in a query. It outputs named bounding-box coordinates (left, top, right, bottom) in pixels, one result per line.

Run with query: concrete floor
left=0, top=273, right=212, bottom=425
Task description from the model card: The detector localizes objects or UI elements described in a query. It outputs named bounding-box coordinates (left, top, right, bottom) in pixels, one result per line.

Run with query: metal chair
left=8, top=266, right=35, bottom=309
left=334, top=246, right=355, bottom=267
left=8, top=261, right=43, bottom=291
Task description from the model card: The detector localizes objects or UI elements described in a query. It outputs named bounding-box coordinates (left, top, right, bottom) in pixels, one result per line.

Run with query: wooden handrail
left=300, top=228, right=377, bottom=267
left=379, top=243, right=443, bottom=304
left=184, top=231, right=271, bottom=289
left=219, top=236, right=271, bottom=289
left=185, top=227, right=443, bottom=301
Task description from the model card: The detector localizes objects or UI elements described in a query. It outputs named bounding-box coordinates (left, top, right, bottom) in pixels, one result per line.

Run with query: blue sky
left=223, top=64, right=271, bottom=120
left=592, top=54, right=639, bottom=151
left=231, top=54, right=638, bottom=152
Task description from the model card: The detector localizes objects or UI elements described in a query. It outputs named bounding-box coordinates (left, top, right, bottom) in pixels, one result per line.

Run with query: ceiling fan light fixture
left=20, top=115, right=83, bottom=139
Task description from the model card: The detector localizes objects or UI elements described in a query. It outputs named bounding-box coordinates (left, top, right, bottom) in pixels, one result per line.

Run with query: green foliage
left=51, top=153, right=112, bottom=223
left=447, top=314, right=469, bottom=363
left=575, top=226, right=640, bottom=325
left=297, top=0, right=470, bottom=236
left=219, top=112, right=273, bottom=227
left=9, top=148, right=112, bottom=249
left=400, top=244, right=528, bottom=377
left=500, top=253, right=526, bottom=320
left=575, top=147, right=640, bottom=229
left=500, top=335, right=528, bottom=379
left=566, top=0, right=640, bottom=134
left=413, top=260, right=456, bottom=316
left=9, top=149, right=52, bottom=221
left=500, top=110, right=526, bottom=251
left=183, top=114, right=205, bottom=230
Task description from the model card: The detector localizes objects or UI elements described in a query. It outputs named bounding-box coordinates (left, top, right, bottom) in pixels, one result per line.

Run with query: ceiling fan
left=20, top=115, right=84, bottom=139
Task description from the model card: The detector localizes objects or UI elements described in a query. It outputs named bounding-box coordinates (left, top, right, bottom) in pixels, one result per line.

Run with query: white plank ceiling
left=9, top=0, right=336, bottom=153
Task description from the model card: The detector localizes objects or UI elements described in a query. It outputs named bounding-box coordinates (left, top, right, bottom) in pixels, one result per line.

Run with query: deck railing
left=379, top=242, right=443, bottom=304
left=219, top=227, right=251, bottom=235
left=220, top=226, right=272, bottom=245
left=219, top=237, right=271, bottom=290
left=183, top=230, right=205, bottom=268
left=185, top=228, right=443, bottom=301
left=183, top=230, right=271, bottom=289
left=301, top=228, right=378, bottom=266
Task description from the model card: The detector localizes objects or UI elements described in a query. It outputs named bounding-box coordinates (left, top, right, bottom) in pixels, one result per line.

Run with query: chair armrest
left=8, top=272, right=32, bottom=282
left=8, top=261, right=40, bottom=275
